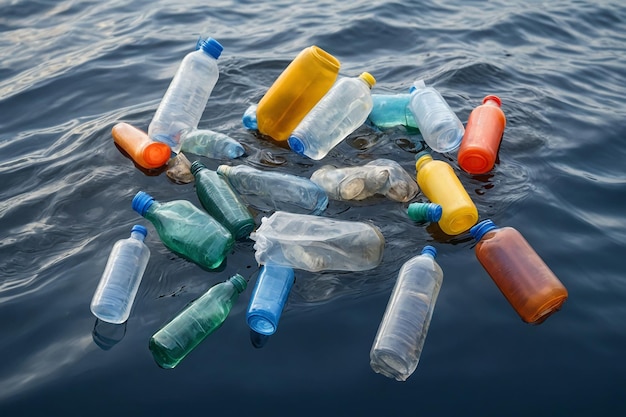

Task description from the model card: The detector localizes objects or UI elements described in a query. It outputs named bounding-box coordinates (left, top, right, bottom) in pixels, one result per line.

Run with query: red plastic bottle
left=470, top=219, right=568, bottom=324
left=458, top=95, right=506, bottom=175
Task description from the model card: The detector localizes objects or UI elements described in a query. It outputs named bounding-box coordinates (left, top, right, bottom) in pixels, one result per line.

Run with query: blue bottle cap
left=199, top=38, right=223, bottom=59
left=421, top=245, right=437, bottom=258
left=131, top=224, right=148, bottom=237
left=470, top=219, right=498, bottom=241
left=288, top=136, right=306, bottom=155
left=132, top=191, right=155, bottom=216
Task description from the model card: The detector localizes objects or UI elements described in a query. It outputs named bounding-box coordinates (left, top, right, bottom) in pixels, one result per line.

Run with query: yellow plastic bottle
left=415, top=152, right=478, bottom=235
left=256, top=46, right=340, bottom=142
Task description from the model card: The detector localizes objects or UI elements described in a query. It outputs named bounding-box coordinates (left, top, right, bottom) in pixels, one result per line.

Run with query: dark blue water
left=1, top=0, right=626, bottom=415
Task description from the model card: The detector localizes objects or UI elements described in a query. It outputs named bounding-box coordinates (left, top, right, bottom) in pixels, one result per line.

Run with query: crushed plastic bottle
left=310, top=159, right=418, bottom=202
left=246, top=264, right=295, bottom=335
left=250, top=211, right=385, bottom=272
left=367, top=93, right=419, bottom=130
left=112, top=122, right=171, bottom=170
left=165, top=152, right=194, bottom=184
left=180, top=128, right=245, bottom=159
left=217, top=164, right=329, bottom=215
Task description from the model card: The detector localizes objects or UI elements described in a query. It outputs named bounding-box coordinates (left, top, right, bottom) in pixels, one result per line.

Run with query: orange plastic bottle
left=112, top=123, right=171, bottom=169
left=415, top=152, right=478, bottom=235
left=470, top=219, right=568, bottom=324
left=457, top=95, right=506, bottom=175
left=255, top=46, right=340, bottom=141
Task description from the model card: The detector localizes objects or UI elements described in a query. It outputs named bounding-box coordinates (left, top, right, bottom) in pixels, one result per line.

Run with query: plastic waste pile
left=94, top=37, right=568, bottom=380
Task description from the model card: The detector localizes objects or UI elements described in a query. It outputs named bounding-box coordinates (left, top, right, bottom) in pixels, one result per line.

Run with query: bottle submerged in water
left=367, top=93, right=419, bottom=130
left=370, top=245, right=443, bottom=381
left=90, top=225, right=151, bottom=324
left=149, top=274, right=247, bottom=369
left=180, top=128, right=245, bottom=160
left=148, top=38, right=223, bottom=153
left=132, top=191, right=233, bottom=270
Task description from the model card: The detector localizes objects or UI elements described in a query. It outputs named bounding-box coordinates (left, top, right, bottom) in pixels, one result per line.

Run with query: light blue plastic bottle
left=90, top=225, right=151, bottom=324
left=242, top=104, right=258, bottom=130
left=148, top=38, right=223, bottom=153
left=180, top=128, right=245, bottom=159
left=288, top=72, right=376, bottom=160
left=367, top=94, right=418, bottom=130
left=407, top=80, right=464, bottom=153
left=246, top=264, right=295, bottom=335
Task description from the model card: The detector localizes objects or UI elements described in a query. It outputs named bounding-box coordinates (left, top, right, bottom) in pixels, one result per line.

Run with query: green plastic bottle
left=132, top=191, right=233, bottom=270
left=149, top=274, right=247, bottom=369
left=190, top=161, right=255, bottom=240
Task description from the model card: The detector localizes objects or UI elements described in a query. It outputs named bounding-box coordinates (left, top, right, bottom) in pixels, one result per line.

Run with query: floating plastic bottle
left=246, top=264, right=295, bottom=335
left=415, top=152, right=478, bottom=235
left=408, top=80, right=464, bottom=153
left=112, top=122, right=171, bottom=170
left=370, top=245, right=443, bottom=381
left=407, top=202, right=442, bottom=223
left=458, top=95, right=506, bottom=174
left=256, top=45, right=340, bottom=141
left=470, top=219, right=568, bottom=324
left=90, top=225, right=151, bottom=324
left=217, top=164, right=329, bottom=215
left=288, top=72, right=376, bottom=160
left=148, top=38, right=223, bottom=153
left=180, top=128, right=245, bottom=159
left=149, top=274, right=247, bottom=369
left=242, top=104, right=258, bottom=130
left=250, top=211, right=385, bottom=272
left=190, top=161, right=255, bottom=240
left=310, top=159, right=418, bottom=202
left=367, top=93, right=419, bottom=130
left=132, top=191, right=233, bottom=270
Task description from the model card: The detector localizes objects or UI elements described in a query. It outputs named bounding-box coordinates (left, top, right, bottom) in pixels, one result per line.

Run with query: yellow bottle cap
left=359, top=72, right=376, bottom=88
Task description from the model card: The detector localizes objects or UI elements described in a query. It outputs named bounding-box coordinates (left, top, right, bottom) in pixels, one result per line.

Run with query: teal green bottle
left=132, top=191, right=233, bottom=270
left=190, top=161, right=255, bottom=240
left=149, top=274, right=247, bottom=369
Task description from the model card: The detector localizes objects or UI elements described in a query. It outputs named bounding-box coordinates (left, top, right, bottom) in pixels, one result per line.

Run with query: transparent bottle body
left=144, top=200, right=233, bottom=270
left=250, top=211, right=385, bottom=272
left=368, top=94, right=418, bottom=130
left=180, top=129, right=245, bottom=159
left=408, top=86, right=464, bottom=153
left=370, top=253, right=443, bottom=381
left=289, top=77, right=373, bottom=160
left=217, top=164, right=329, bottom=215
left=149, top=50, right=220, bottom=153
left=246, top=264, right=295, bottom=335
left=90, top=232, right=150, bottom=324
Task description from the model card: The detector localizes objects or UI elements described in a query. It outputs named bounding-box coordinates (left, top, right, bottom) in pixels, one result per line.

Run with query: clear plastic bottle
left=256, top=45, right=340, bottom=141
left=288, top=72, right=376, bottom=160
left=217, top=164, right=329, bottom=215
left=90, top=225, right=151, bottom=324
left=249, top=211, right=385, bottom=272
left=458, top=95, right=506, bottom=174
left=190, top=161, right=255, bottom=240
left=407, top=202, right=442, bottom=223
left=148, top=38, right=223, bottom=153
left=246, top=264, right=295, bottom=335
left=112, top=123, right=172, bottom=170
left=367, top=93, right=418, bottom=130
left=415, top=152, right=478, bottom=235
left=131, top=191, right=233, bottom=270
left=180, top=128, right=245, bottom=159
left=408, top=80, right=465, bottom=153
left=370, top=245, right=443, bottom=381
left=149, top=274, right=247, bottom=369
left=470, top=219, right=568, bottom=324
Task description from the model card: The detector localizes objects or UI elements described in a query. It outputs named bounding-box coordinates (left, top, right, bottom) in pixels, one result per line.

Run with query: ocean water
left=1, top=0, right=626, bottom=415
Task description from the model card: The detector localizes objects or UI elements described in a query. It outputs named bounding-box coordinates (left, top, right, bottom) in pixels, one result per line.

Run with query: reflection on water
left=92, top=319, right=127, bottom=351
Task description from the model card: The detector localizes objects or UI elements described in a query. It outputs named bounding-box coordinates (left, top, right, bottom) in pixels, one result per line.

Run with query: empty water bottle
left=246, top=264, right=295, bottom=335
left=90, top=225, right=151, bottom=324
left=407, top=202, right=442, bottom=223
left=217, top=164, right=329, bottom=215
left=190, top=161, right=255, bottom=240
left=415, top=152, right=478, bottom=235
left=470, top=219, right=568, bottom=324
left=250, top=211, right=385, bottom=272
left=112, top=122, right=171, bottom=170
left=370, top=245, right=443, bottom=381
left=132, top=191, right=233, bottom=270
left=408, top=80, right=464, bottom=153
left=242, top=104, right=258, bottom=130
left=149, top=274, right=247, bottom=368
left=180, top=128, right=245, bottom=159
left=310, top=159, right=418, bottom=202
left=288, top=72, right=376, bottom=160
left=148, top=38, right=223, bottom=153
left=367, top=93, right=418, bottom=130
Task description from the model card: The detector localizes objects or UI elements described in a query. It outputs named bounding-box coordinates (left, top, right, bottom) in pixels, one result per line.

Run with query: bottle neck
left=130, top=231, right=146, bottom=241
left=415, top=154, right=433, bottom=171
